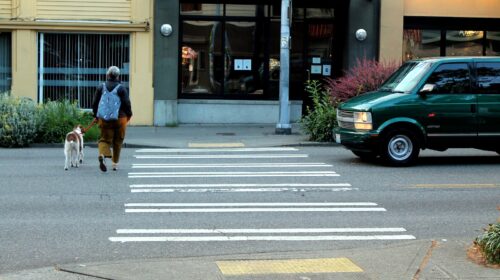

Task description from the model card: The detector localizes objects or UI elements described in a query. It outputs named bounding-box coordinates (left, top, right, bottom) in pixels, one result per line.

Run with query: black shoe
left=98, top=156, right=107, bottom=172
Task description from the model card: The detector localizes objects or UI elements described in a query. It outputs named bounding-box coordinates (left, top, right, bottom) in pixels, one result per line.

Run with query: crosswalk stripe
left=130, top=183, right=352, bottom=188
left=129, top=183, right=355, bottom=193
left=109, top=235, right=415, bottom=242
left=124, top=202, right=377, bottom=207
left=134, top=154, right=308, bottom=159
left=136, top=147, right=299, bottom=153
left=132, top=163, right=332, bottom=168
left=116, top=228, right=408, bottom=234
left=125, top=208, right=386, bottom=213
left=128, top=171, right=339, bottom=178
left=131, top=187, right=358, bottom=193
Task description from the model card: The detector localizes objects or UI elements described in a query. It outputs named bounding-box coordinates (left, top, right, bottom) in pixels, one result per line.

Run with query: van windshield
left=379, top=61, right=433, bottom=93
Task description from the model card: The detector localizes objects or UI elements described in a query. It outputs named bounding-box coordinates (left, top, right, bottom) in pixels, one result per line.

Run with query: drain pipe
left=276, top=0, right=292, bottom=135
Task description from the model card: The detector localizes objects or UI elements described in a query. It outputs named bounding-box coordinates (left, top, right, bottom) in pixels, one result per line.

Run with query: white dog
left=64, top=125, right=84, bottom=170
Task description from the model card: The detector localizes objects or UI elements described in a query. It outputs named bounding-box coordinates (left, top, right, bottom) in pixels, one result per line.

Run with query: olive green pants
left=98, top=117, right=128, bottom=164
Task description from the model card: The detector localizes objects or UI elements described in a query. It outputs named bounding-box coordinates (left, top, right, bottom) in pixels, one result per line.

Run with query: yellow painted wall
left=405, top=0, right=500, bottom=18
left=379, top=0, right=500, bottom=62
left=37, top=0, right=131, bottom=21
left=0, top=0, right=11, bottom=18
left=379, top=0, right=404, bottom=63
left=128, top=0, right=153, bottom=125
left=3, top=0, right=153, bottom=124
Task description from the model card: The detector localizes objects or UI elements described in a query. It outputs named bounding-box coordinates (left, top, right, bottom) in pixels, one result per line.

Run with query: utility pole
left=275, top=0, right=292, bottom=135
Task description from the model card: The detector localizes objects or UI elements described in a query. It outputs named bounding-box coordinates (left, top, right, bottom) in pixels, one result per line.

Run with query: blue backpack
left=97, top=83, right=121, bottom=121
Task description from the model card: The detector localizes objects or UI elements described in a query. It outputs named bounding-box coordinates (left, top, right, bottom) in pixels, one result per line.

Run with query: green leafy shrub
left=36, top=100, right=99, bottom=143
left=475, top=223, right=500, bottom=264
left=0, top=93, right=41, bottom=147
left=300, top=80, right=336, bottom=142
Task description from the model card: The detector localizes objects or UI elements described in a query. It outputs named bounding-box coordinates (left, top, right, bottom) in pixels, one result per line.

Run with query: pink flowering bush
left=325, top=58, right=400, bottom=104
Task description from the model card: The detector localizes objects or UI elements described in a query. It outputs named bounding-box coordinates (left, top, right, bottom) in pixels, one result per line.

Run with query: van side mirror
left=419, top=84, right=435, bottom=94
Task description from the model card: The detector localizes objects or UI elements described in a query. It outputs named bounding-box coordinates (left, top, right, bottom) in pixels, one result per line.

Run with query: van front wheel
left=380, top=129, right=420, bottom=166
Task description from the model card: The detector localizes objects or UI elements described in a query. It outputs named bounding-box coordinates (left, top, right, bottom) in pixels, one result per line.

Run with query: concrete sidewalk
left=121, top=124, right=317, bottom=148
left=2, top=239, right=498, bottom=279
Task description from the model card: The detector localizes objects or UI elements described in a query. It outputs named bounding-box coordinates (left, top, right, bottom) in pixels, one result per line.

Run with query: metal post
left=275, top=0, right=292, bottom=135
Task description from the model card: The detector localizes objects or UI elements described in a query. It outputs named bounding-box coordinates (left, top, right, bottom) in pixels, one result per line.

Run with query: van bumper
left=333, top=127, right=380, bottom=152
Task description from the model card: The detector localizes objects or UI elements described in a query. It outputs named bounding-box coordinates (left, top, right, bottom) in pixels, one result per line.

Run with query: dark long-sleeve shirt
left=92, top=79, right=132, bottom=119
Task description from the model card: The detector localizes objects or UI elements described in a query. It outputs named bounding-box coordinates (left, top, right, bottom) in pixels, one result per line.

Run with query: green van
left=334, top=57, right=500, bottom=166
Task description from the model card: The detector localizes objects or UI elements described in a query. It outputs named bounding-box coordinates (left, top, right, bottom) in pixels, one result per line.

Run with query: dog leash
left=82, top=118, right=98, bottom=133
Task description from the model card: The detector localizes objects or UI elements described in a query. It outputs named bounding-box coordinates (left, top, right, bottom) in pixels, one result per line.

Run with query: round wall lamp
left=160, top=24, right=173, bottom=37
left=355, top=29, right=367, bottom=41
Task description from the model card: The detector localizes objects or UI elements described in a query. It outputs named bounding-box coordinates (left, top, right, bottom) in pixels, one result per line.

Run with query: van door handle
left=471, top=104, right=477, bottom=113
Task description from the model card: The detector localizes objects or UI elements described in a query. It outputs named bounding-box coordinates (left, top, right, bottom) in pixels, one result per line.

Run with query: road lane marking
left=116, top=228, right=408, bottom=234
left=134, top=154, right=308, bottom=159
left=109, top=235, right=415, bottom=242
left=216, top=258, right=363, bottom=274
left=188, top=142, right=245, bottom=148
left=410, top=184, right=500, bottom=188
left=136, top=147, right=299, bottom=153
left=132, top=163, right=332, bottom=168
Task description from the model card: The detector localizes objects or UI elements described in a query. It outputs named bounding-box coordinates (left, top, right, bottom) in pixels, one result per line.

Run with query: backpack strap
left=102, top=83, right=121, bottom=94
left=111, top=84, right=121, bottom=93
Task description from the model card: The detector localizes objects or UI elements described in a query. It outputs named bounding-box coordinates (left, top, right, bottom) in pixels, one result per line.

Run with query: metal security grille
left=0, top=32, right=11, bottom=93
left=38, top=33, right=130, bottom=108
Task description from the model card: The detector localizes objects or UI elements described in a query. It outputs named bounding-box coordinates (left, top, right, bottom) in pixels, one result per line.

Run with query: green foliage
left=0, top=93, right=41, bottom=147
left=36, top=100, right=99, bottom=143
left=300, top=80, right=336, bottom=142
left=476, top=223, right=500, bottom=264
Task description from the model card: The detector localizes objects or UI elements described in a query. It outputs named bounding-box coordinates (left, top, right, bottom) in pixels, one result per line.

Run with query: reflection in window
left=181, top=3, right=222, bottom=16
left=486, top=31, right=500, bottom=56
left=446, top=30, right=483, bottom=56
left=39, top=33, right=129, bottom=108
left=0, top=32, right=11, bottom=93
left=225, top=5, right=257, bottom=17
left=425, top=63, right=470, bottom=94
left=181, top=21, right=222, bottom=94
left=477, top=63, right=500, bottom=94
left=403, top=29, right=440, bottom=61
left=225, top=21, right=264, bottom=95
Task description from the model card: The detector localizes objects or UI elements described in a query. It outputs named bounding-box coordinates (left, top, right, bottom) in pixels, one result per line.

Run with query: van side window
left=477, top=62, right=500, bottom=94
left=425, top=63, right=471, bottom=94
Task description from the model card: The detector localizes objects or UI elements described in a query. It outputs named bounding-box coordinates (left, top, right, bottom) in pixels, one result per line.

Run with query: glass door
left=305, top=21, right=334, bottom=80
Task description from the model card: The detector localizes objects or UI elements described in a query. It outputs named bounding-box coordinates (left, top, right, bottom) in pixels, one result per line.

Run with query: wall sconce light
left=160, top=24, right=173, bottom=37
left=355, top=29, right=367, bottom=41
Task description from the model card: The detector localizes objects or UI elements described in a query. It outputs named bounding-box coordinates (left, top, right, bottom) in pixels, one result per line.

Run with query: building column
left=153, top=0, right=179, bottom=126
left=344, top=0, right=381, bottom=69
left=11, top=30, right=38, bottom=101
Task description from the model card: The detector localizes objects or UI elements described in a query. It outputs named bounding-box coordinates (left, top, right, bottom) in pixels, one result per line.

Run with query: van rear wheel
left=380, top=129, right=420, bottom=166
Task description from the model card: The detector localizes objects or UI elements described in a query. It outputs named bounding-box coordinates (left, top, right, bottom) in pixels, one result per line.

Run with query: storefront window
left=224, top=21, right=264, bottom=95
left=181, top=21, right=222, bottom=94
left=403, top=29, right=440, bottom=60
left=0, top=32, right=11, bottom=93
left=446, top=30, right=484, bottom=56
left=486, top=31, right=500, bottom=56
left=39, top=33, right=129, bottom=108
left=181, top=3, right=222, bottom=16
left=225, top=4, right=257, bottom=17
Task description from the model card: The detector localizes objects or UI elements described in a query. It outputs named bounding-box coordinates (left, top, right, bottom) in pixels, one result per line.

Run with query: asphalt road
left=0, top=146, right=499, bottom=274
